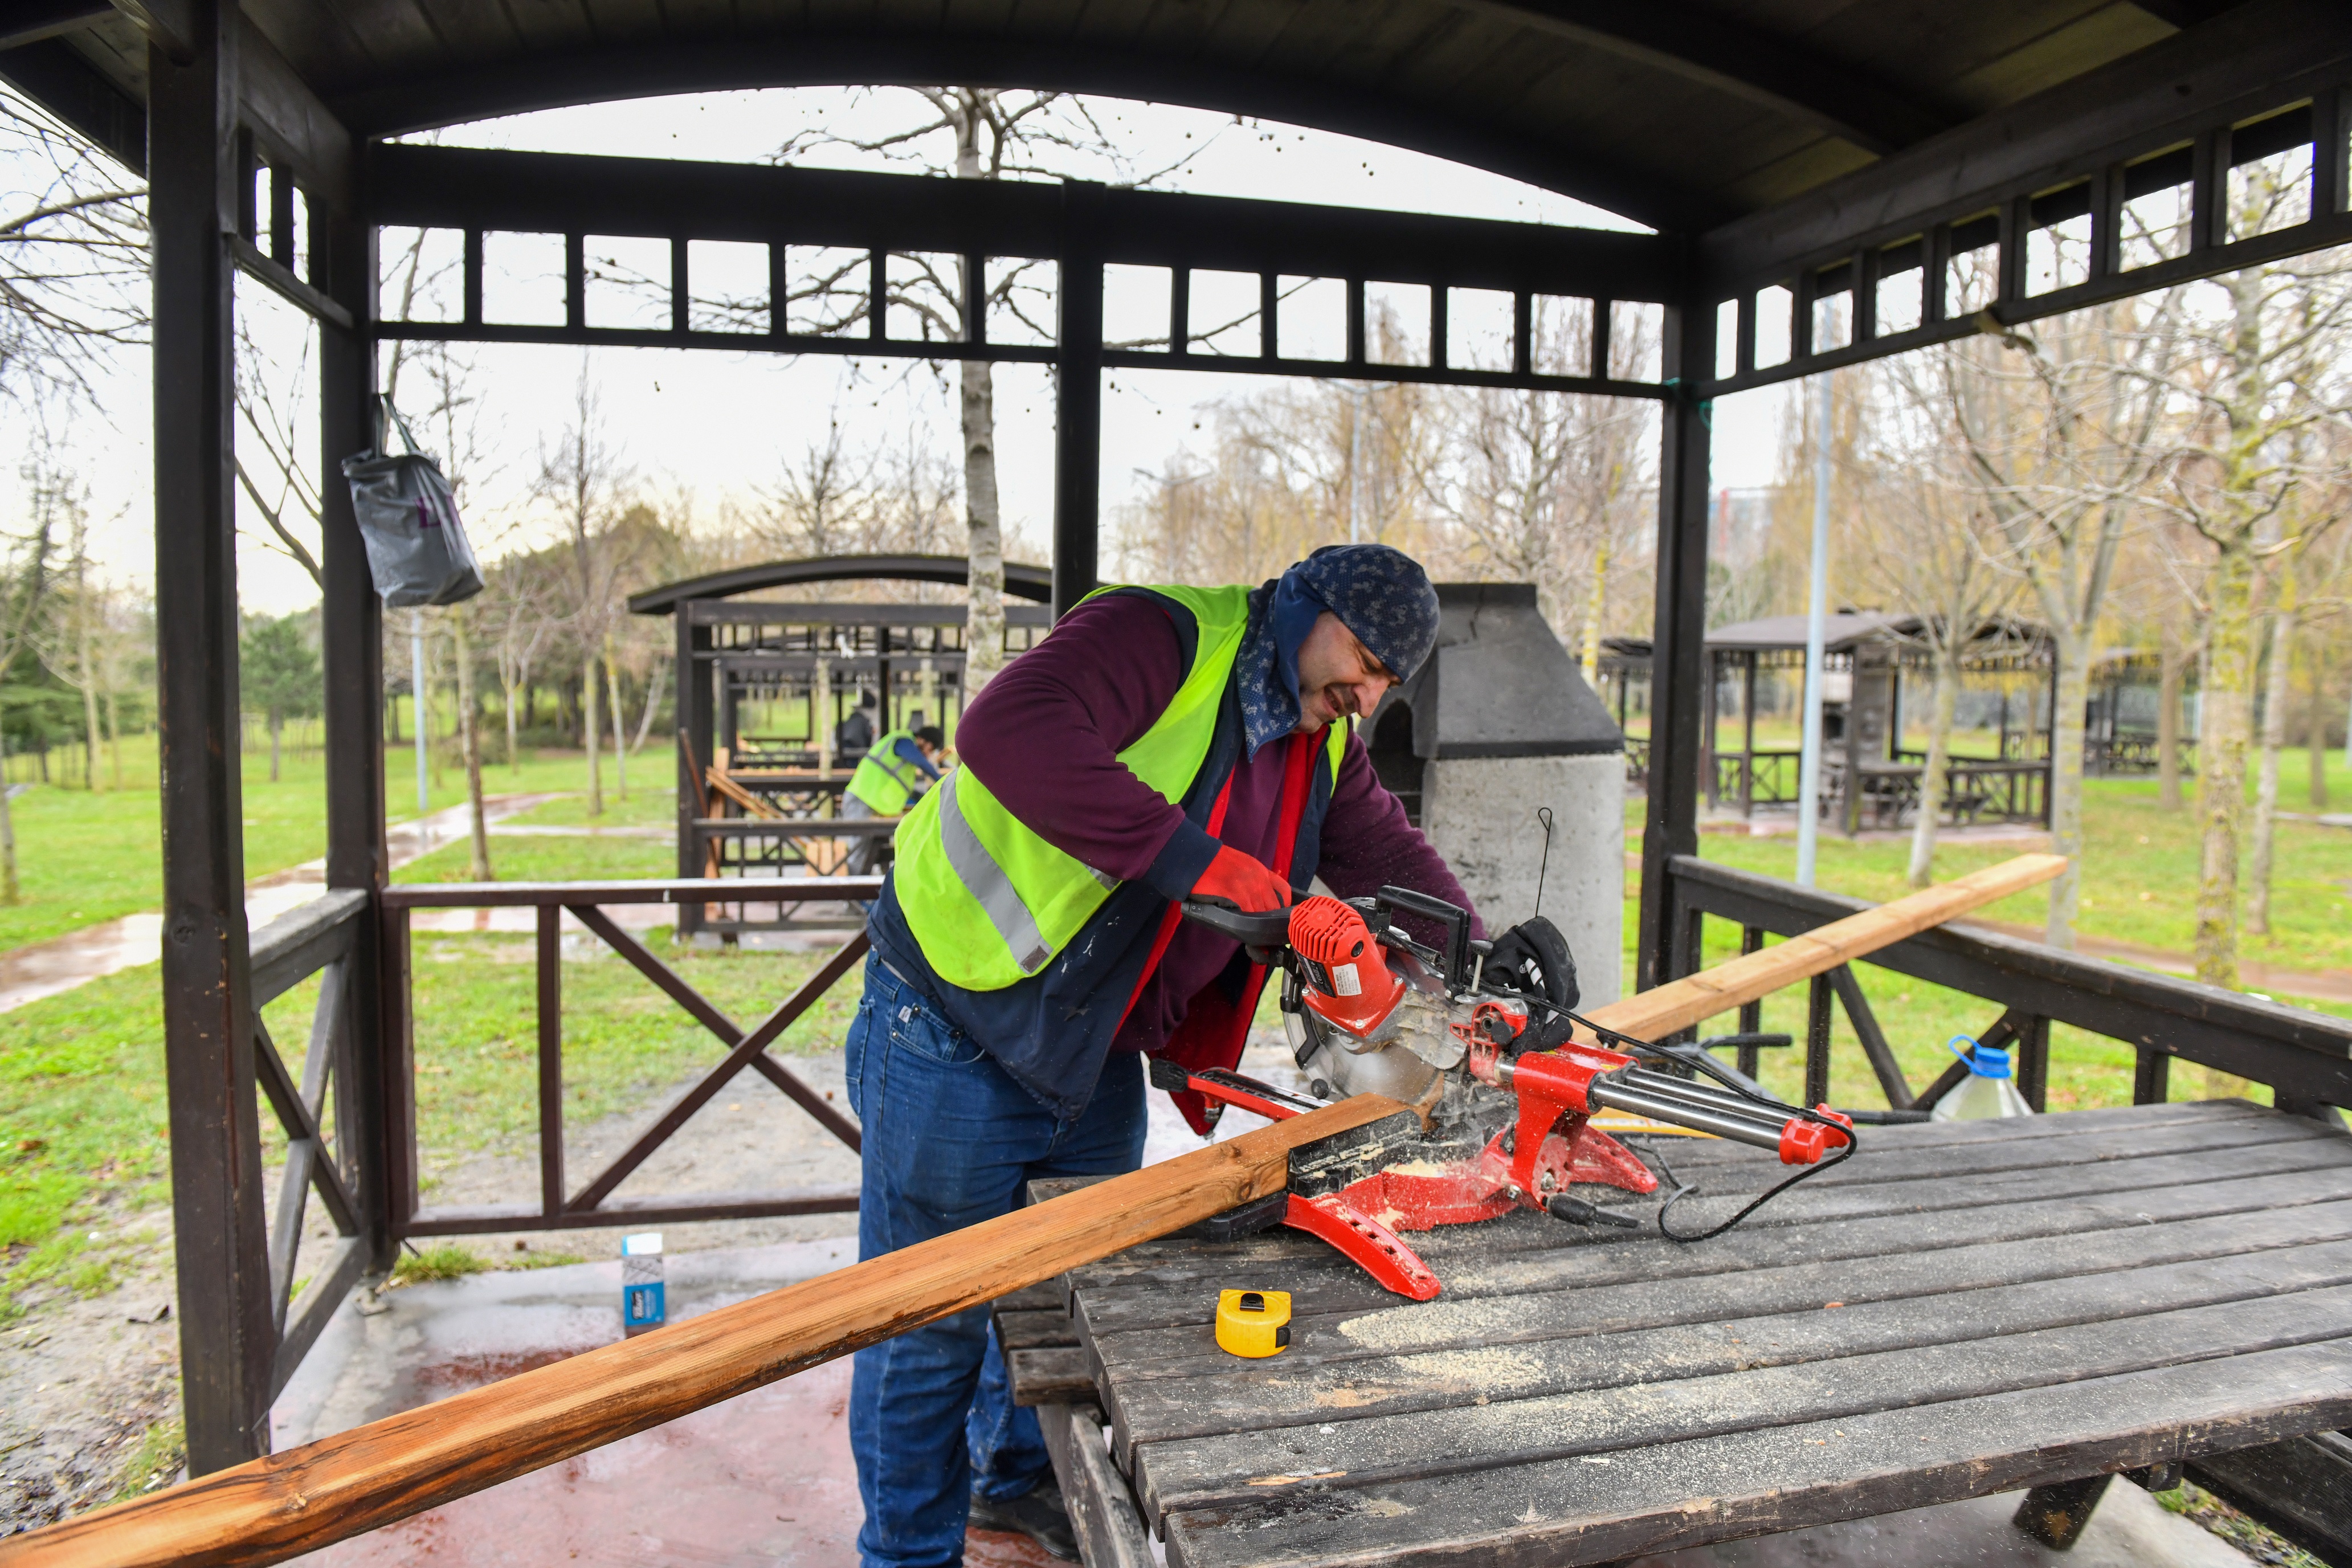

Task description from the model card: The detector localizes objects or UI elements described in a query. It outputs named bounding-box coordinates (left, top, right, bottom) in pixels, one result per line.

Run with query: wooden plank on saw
left=1580, top=852, right=2065, bottom=1047
left=1065, top=1134, right=2352, bottom=1330
left=1072, top=1161, right=2352, bottom=1334
left=1161, top=1337, right=2352, bottom=1568
left=1102, top=1230, right=2352, bottom=1464
left=1140, top=1284, right=2352, bottom=1521
left=0, top=1096, right=1411, bottom=1568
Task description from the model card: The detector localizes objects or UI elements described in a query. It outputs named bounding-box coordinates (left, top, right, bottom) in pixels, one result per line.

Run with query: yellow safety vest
left=847, top=729, right=929, bottom=816
left=892, top=583, right=1343, bottom=991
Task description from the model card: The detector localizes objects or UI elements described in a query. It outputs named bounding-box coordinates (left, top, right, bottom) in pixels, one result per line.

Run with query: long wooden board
left=1591, top=851, right=2064, bottom=1044
left=0, top=852, right=2063, bottom=1565
left=0, top=1096, right=1404, bottom=1568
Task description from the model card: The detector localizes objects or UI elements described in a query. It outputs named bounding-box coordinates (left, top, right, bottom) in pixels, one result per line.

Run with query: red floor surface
left=295, top=1355, right=1058, bottom=1567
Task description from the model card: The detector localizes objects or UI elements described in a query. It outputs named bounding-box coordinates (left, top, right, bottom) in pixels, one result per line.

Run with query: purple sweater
left=956, top=591, right=1483, bottom=1057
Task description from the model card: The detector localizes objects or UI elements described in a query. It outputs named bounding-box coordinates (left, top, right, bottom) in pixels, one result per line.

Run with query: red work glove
left=1190, top=844, right=1293, bottom=913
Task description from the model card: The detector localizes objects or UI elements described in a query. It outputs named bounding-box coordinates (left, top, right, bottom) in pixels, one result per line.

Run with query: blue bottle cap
left=1946, top=1034, right=2012, bottom=1079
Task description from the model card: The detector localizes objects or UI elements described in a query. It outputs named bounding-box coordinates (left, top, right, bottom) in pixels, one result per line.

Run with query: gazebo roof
left=627, top=554, right=1052, bottom=616
left=12, top=0, right=2338, bottom=248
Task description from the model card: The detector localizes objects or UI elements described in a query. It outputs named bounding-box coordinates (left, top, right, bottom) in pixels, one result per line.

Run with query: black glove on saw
left=1485, top=916, right=1578, bottom=1012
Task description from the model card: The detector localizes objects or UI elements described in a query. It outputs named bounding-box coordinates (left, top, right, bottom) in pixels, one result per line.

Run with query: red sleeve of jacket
left=952, top=592, right=1194, bottom=884
left=1312, top=729, right=1488, bottom=942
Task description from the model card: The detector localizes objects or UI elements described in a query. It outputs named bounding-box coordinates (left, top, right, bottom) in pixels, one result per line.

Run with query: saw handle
left=1178, top=899, right=1293, bottom=954
left=1376, top=885, right=1473, bottom=988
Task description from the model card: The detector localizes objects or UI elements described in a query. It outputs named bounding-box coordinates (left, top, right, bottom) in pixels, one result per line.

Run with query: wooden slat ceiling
left=54, top=0, right=2242, bottom=232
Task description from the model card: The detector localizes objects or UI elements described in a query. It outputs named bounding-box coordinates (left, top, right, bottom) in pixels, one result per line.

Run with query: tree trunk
left=2195, top=536, right=2255, bottom=1091
left=2310, top=631, right=2330, bottom=810
left=2249, top=591, right=2293, bottom=937
left=962, top=354, right=1006, bottom=692
left=0, top=745, right=18, bottom=905
left=584, top=652, right=604, bottom=818
left=504, top=671, right=522, bottom=777
left=2158, top=622, right=2184, bottom=811
left=631, top=655, right=667, bottom=755
left=2043, top=627, right=2092, bottom=950
left=105, top=687, right=121, bottom=791
left=458, top=611, right=492, bottom=881
left=1908, top=649, right=1960, bottom=889
left=76, top=607, right=103, bottom=796
left=1579, top=540, right=1610, bottom=689
left=605, top=636, right=627, bottom=801
left=268, top=712, right=283, bottom=783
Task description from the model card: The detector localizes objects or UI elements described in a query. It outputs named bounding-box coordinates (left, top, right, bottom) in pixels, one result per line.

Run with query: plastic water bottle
left=1931, top=1034, right=2034, bottom=1121
left=622, top=1232, right=665, bottom=1337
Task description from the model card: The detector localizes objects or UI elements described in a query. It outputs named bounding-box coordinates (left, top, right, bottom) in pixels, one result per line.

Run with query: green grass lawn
left=0, top=929, right=861, bottom=1312
left=1645, top=752, right=2352, bottom=976
left=0, top=740, right=672, bottom=952
left=394, top=832, right=677, bottom=884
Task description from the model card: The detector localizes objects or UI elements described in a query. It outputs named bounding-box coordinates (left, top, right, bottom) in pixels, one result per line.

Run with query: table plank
left=1162, top=1338, right=2352, bottom=1568
left=1139, top=1283, right=2352, bottom=1520
left=1065, top=1137, right=2352, bottom=1325
left=1104, top=1227, right=2352, bottom=1462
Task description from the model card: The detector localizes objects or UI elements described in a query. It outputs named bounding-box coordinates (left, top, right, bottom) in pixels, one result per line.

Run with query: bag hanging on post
left=339, top=402, right=484, bottom=607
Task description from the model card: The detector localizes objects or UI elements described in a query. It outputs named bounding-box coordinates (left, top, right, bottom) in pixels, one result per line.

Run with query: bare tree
left=1851, top=360, right=2019, bottom=887
left=2143, top=237, right=2352, bottom=1002
left=0, top=87, right=148, bottom=403
left=1939, top=292, right=2178, bottom=949
left=771, top=90, right=1218, bottom=689
left=532, top=367, right=634, bottom=817
left=0, top=470, right=59, bottom=900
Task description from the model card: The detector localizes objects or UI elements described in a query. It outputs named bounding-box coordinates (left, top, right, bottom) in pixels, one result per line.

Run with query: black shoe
left=969, top=1480, right=1078, bottom=1561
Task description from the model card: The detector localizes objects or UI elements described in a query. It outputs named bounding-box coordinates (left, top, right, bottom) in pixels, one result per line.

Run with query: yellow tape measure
left=1215, top=1289, right=1292, bottom=1357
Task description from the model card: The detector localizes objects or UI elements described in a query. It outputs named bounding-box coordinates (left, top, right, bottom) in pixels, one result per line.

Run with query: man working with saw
left=842, top=544, right=1494, bottom=1567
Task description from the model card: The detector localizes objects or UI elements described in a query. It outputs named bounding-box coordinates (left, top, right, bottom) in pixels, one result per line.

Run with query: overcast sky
left=1, top=86, right=1795, bottom=614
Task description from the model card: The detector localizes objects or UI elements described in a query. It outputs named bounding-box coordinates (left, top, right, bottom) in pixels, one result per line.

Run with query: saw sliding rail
left=0, top=854, right=2063, bottom=1568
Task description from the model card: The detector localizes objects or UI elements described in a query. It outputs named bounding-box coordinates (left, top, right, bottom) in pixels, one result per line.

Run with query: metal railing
left=376, top=877, right=878, bottom=1238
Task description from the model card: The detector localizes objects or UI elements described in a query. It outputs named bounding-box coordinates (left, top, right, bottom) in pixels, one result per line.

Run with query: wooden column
left=150, top=0, right=273, bottom=1471
left=1635, top=291, right=1714, bottom=990
left=1052, top=181, right=1105, bottom=620
left=314, top=109, right=393, bottom=1278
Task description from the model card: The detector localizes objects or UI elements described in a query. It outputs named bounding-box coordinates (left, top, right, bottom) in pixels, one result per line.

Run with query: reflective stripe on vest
left=893, top=583, right=1308, bottom=993
left=934, top=767, right=1052, bottom=975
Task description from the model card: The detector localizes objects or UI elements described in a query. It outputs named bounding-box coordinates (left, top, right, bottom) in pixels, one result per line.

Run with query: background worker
left=840, top=722, right=945, bottom=876
left=842, top=544, right=1488, bottom=1567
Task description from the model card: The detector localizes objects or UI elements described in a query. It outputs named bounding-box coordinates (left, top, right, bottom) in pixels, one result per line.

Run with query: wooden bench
left=1003, top=1100, right=2352, bottom=1567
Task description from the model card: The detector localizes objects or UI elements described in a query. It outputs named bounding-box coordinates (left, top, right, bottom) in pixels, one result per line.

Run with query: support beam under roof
left=1457, top=0, right=1960, bottom=156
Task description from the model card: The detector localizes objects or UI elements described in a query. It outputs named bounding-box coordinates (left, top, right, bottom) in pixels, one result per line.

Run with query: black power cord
left=1498, top=991, right=1861, bottom=1243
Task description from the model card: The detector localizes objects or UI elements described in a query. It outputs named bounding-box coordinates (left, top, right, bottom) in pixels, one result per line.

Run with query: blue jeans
left=846, top=957, right=1146, bottom=1568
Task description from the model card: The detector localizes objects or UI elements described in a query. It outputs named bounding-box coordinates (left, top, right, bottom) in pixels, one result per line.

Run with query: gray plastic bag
left=340, top=407, right=483, bottom=607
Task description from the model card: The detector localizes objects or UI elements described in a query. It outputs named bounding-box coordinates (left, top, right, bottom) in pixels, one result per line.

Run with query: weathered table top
left=1011, top=1100, right=2352, bottom=1568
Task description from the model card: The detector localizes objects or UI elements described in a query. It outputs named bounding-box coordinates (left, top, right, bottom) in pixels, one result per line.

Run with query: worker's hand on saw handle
left=1181, top=848, right=1297, bottom=949
left=1193, top=845, right=1293, bottom=913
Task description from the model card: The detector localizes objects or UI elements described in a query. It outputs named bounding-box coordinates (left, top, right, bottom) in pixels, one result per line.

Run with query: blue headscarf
left=1235, top=544, right=1442, bottom=758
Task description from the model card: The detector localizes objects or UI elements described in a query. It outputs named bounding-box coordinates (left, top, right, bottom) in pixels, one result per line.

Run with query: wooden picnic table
left=1001, top=1099, right=2352, bottom=1567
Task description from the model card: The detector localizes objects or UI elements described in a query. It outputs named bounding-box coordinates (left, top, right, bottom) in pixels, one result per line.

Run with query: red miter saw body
left=1158, top=890, right=1852, bottom=1301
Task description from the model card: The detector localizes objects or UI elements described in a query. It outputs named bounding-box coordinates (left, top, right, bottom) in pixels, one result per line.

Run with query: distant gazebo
left=1608, top=614, right=2057, bottom=833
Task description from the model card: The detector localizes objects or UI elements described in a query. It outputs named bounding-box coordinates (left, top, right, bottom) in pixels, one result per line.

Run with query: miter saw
left=1150, top=888, right=1855, bottom=1300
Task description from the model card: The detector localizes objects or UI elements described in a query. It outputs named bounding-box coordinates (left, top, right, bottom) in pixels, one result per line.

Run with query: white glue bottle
left=1930, top=1034, right=2034, bottom=1121
left=622, top=1231, right=665, bottom=1337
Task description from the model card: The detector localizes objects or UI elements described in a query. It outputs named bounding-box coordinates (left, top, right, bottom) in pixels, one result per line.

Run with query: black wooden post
left=676, top=609, right=712, bottom=934
left=151, top=1, right=274, bottom=1471
left=316, top=124, right=394, bottom=1280
left=1636, top=293, right=1714, bottom=990
left=1053, top=182, right=1106, bottom=620
left=1804, top=971, right=1834, bottom=1109
left=2016, top=1012, right=2051, bottom=1112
